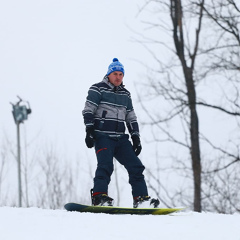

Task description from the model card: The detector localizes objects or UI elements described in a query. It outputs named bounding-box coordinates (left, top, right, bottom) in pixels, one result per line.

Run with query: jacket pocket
left=99, top=110, right=107, bottom=129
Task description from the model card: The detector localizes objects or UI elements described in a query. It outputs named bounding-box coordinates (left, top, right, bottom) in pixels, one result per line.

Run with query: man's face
left=108, top=71, right=124, bottom=86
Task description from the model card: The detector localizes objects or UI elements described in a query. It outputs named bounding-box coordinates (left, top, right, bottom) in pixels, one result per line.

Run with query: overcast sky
left=1, top=1, right=239, bottom=207
left=0, top=0, right=154, bottom=158
left=1, top=0, right=237, bottom=162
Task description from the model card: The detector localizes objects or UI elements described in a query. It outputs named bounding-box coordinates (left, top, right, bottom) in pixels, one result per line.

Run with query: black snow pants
left=93, top=133, right=148, bottom=198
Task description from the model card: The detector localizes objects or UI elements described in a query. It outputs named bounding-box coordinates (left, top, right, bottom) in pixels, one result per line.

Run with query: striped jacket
left=82, top=76, right=140, bottom=136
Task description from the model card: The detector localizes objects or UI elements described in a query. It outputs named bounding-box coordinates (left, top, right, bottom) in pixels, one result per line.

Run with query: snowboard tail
left=64, top=202, right=183, bottom=215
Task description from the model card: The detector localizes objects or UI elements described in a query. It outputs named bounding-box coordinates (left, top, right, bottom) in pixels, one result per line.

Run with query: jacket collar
left=102, top=75, right=125, bottom=91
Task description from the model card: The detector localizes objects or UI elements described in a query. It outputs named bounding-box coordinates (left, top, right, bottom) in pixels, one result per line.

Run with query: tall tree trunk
left=184, top=67, right=202, bottom=212
left=170, top=0, right=202, bottom=212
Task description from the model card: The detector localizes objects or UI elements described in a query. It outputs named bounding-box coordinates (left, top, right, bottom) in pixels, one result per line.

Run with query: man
left=82, top=58, right=159, bottom=208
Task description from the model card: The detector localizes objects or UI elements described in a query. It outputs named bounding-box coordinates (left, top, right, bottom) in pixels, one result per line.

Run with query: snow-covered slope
left=1, top=207, right=239, bottom=240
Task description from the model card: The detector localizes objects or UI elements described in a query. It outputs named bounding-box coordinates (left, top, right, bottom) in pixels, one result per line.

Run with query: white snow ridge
left=0, top=207, right=240, bottom=240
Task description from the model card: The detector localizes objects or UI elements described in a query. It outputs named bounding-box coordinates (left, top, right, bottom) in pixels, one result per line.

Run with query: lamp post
left=11, top=96, right=32, bottom=207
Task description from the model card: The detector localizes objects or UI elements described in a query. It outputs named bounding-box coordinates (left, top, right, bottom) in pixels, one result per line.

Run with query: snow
left=1, top=207, right=240, bottom=240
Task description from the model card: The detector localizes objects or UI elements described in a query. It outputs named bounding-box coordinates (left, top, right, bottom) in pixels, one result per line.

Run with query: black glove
left=85, top=127, right=95, bottom=148
left=131, top=135, right=142, bottom=156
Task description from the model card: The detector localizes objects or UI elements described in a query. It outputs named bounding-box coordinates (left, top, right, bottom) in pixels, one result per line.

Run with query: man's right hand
left=85, top=127, right=95, bottom=148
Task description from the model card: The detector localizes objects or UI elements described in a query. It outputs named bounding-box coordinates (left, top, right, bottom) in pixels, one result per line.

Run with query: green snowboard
left=64, top=202, right=183, bottom=215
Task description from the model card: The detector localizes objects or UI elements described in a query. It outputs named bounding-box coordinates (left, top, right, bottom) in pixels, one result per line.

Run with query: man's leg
left=93, top=135, right=115, bottom=195
left=114, top=135, right=148, bottom=198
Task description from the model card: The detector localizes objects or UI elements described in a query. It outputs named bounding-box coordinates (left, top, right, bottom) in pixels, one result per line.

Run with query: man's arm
left=82, top=84, right=101, bottom=128
left=82, top=84, right=101, bottom=148
left=126, top=97, right=142, bottom=156
left=126, top=94, right=140, bottom=136
left=126, top=109, right=140, bottom=137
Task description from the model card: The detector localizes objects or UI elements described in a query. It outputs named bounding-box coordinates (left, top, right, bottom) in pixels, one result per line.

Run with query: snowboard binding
left=90, top=189, right=114, bottom=206
left=133, top=196, right=160, bottom=208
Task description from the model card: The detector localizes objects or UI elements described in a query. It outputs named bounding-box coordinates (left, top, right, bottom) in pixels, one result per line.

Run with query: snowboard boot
left=92, top=193, right=114, bottom=207
left=133, top=196, right=160, bottom=208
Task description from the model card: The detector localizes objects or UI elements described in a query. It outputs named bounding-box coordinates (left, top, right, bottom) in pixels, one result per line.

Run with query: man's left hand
left=131, top=135, right=142, bottom=156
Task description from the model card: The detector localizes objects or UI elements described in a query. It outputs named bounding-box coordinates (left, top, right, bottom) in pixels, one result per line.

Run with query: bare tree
left=35, top=145, right=75, bottom=209
left=136, top=0, right=204, bottom=212
left=196, top=0, right=240, bottom=117
left=135, top=0, right=240, bottom=213
left=170, top=0, right=204, bottom=212
left=199, top=0, right=240, bottom=213
left=201, top=140, right=240, bottom=213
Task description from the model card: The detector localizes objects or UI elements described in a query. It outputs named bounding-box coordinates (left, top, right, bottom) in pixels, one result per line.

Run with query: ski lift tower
left=10, top=96, right=32, bottom=207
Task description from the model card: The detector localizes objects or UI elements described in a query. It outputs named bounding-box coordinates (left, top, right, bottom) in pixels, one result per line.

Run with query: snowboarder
left=82, top=58, right=159, bottom=208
